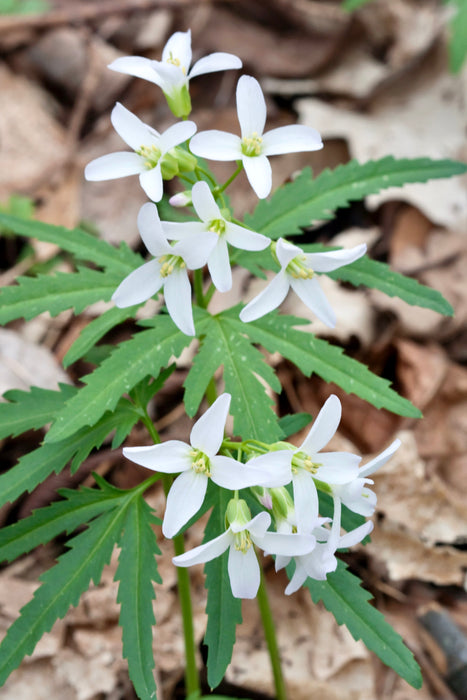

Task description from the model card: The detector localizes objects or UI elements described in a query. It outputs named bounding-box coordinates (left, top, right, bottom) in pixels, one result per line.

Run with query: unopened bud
left=169, top=191, right=192, bottom=208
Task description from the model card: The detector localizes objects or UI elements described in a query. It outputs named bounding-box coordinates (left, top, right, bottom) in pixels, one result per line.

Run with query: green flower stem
left=195, top=165, right=217, bottom=188
left=217, top=162, right=243, bottom=193
left=139, top=408, right=161, bottom=444
left=193, top=269, right=206, bottom=308
left=257, top=568, right=288, bottom=700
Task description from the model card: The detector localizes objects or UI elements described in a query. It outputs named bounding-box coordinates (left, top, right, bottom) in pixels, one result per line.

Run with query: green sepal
left=165, top=83, right=192, bottom=118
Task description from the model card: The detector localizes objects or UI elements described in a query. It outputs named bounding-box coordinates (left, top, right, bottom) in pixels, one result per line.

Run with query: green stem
left=139, top=410, right=161, bottom=444
left=173, top=532, right=201, bottom=696
left=193, top=269, right=206, bottom=308
left=257, top=568, right=288, bottom=700
left=195, top=165, right=217, bottom=188
left=217, top=162, right=243, bottom=193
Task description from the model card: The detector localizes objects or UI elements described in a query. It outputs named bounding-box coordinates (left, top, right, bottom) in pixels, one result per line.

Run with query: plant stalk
left=257, top=567, right=288, bottom=700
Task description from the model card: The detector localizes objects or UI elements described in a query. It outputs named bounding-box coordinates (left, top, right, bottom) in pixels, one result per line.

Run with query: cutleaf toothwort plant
left=0, top=27, right=465, bottom=700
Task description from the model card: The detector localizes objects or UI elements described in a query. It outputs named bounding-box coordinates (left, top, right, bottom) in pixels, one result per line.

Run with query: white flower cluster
left=85, top=29, right=367, bottom=335
left=124, top=393, right=400, bottom=599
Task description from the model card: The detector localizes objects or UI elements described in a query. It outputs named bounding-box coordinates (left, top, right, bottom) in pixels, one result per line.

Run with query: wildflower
left=331, top=439, right=401, bottom=516
left=173, top=502, right=315, bottom=598
left=239, top=238, right=367, bottom=327
left=190, top=75, right=323, bottom=198
left=108, top=30, right=242, bottom=118
left=84, top=103, right=196, bottom=202
left=112, top=202, right=217, bottom=335
left=164, top=181, right=269, bottom=292
left=123, top=395, right=290, bottom=538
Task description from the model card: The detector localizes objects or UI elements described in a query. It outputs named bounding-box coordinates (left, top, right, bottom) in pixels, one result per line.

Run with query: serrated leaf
left=277, top=412, right=312, bottom=439
left=0, top=504, right=129, bottom=685
left=46, top=318, right=193, bottom=444
left=245, top=158, right=467, bottom=239
left=116, top=497, right=162, bottom=700
left=63, top=305, right=138, bottom=367
left=204, top=488, right=242, bottom=689
left=184, top=312, right=282, bottom=442
left=234, top=311, right=421, bottom=418
left=0, top=481, right=123, bottom=563
left=303, top=561, right=422, bottom=688
left=0, top=383, right=76, bottom=439
left=446, top=0, right=467, bottom=72
left=0, top=399, right=139, bottom=508
left=0, top=212, right=142, bottom=276
left=0, top=267, right=122, bottom=324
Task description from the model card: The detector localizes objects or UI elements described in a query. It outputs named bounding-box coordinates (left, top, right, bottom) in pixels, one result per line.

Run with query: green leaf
left=0, top=213, right=142, bottom=276
left=342, top=0, right=373, bottom=10
left=184, top=311, right=282, bottom=442
left=204, top=488, right=242, bottom=689
left=246, top=158, right=467, bottom=239
left=446, top=0, right=467, bottom=72
left=0, top=267, right=122, bottom=324
left=0, top=480, right=124, bottom=563
left=278, top=412, right=312, bottom=439
left=63, top=305, right=138, bottom=367
left=0, top=399, right=140, bottom=508
left=303, top=561, right=422, bottom=688
left=46, top=317, right=193, bottom=444
left=235, top=311, right=421, bottom=417
left=0, top=504, right=129, bottom=685
left=0, top=383, right=76, bottom=439
left=116, top=497, right=162, bottom=700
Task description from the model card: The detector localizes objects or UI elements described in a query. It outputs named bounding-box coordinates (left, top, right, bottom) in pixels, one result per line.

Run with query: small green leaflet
left=245, top=157, right=467, bottom=239
left=0, top=480, right=124, bottom=564
left=0, top=399, right=140, bottom=509
left=0, top=212, right=142, bottom=276
left=0, top=503, right=129, bottom=686
left=63, top=305, right=139, bottom=367
left=278, top=412, right=313, bottom=439
left=303, top=560, right=422, bottom=688
left=446, top=0, right=467, bottom=72
left=46, top=317, right=194, bottom=444
left=0, top=383, right=76, bottom=439
left=116, top=497, right=162, bottom=700
left=0, top=266, right=123, bottom=324
left=184, top=311, right=282, bottom=442
left=204, top=488, right=242, bottom=689
left=229, top=310, right=421, bottom=417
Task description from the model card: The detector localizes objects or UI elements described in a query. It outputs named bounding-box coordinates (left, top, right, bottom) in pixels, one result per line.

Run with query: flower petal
left=234, top=511, right=271, bottom=537
left=111, top=102, right=158, bottom=151
left=236, top=75, right=266, bottom=138
left=162, top=221, right=207, bottom=241
left=190, top=131, right=242, bottom=160
left=290, top=276, right=337, bottom=328
left=163, top=269, right=195, bottom=335
left=84, top=152, right=144, bottom=181
left=210, top=455, right=267, bottom=489
left=242, top=154, right=272, bottom=199
left=225, top=222, right=269, bottom=251
left=123, top=440, right=191, bottom=472
left=150, top=61, right=186, bottom=93
left=189, top=52, right=242, bottom=79
left=163, top=469, right=207, bottom=537
left=292, top=471, right=319, bottom=534
left=190, top=393, right=230, bottom=455
left=306, top=244, right=367, bottom=273
left=159, top=120, right=197, bottom=153
left=359, top=438, right=401, bottom=478
left=191, top=180, right=221, bottom=222
left=285, top=559, right=308, bottom=594
left=139, top=165, right=164, bottom=202
left=137, top=202, right=171, bottom=257
left=316, top=452, right=361, bottom=483
left=112, top=259, right=163, bottom=307
left=275, top=237, right=302, bottom=268
left=208, top=238, right=232, bottom=292
left=108, top=56, right=162, bottom=86
left=255, top=531, right=315, bottom=557
left=246, top=451, right=292, bottom=487
left=339, top=520, right=373, bottom=548
left=176, top=233, right=218, bottom=269
left=262, top=124, right=322, bottom=155
left=239, top=270, right=290, bottom=323
left=173, top=529, right=233, bottom=566
left=228, top=545, right=260, bottom=598
left=299, top=394, right=341, bottom=455
left=162, top=30, right=192, bottom=71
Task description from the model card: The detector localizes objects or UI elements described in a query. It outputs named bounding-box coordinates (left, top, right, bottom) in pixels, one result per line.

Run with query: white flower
left=240, top=238, right=367, bottom=327
left=291, top=394, right=361, bottom=533
left=112, top=202, right=217, bottom=335
left=190, top=75, right=323, bottom=198
left=123, top=394, right=290, bottom=538
left=164, top=181, right=270, bottom=292
left=331, top=439, right=401, bottom=516
left=173, top=508, right=315, bottom=598
left=84, top=102, right=196, bottom=202
left=108, top=30, right=242, bottom=118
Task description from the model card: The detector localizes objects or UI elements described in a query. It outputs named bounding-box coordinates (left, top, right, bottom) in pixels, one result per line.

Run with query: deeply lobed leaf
left=0, top=383, right=76, bottom=439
